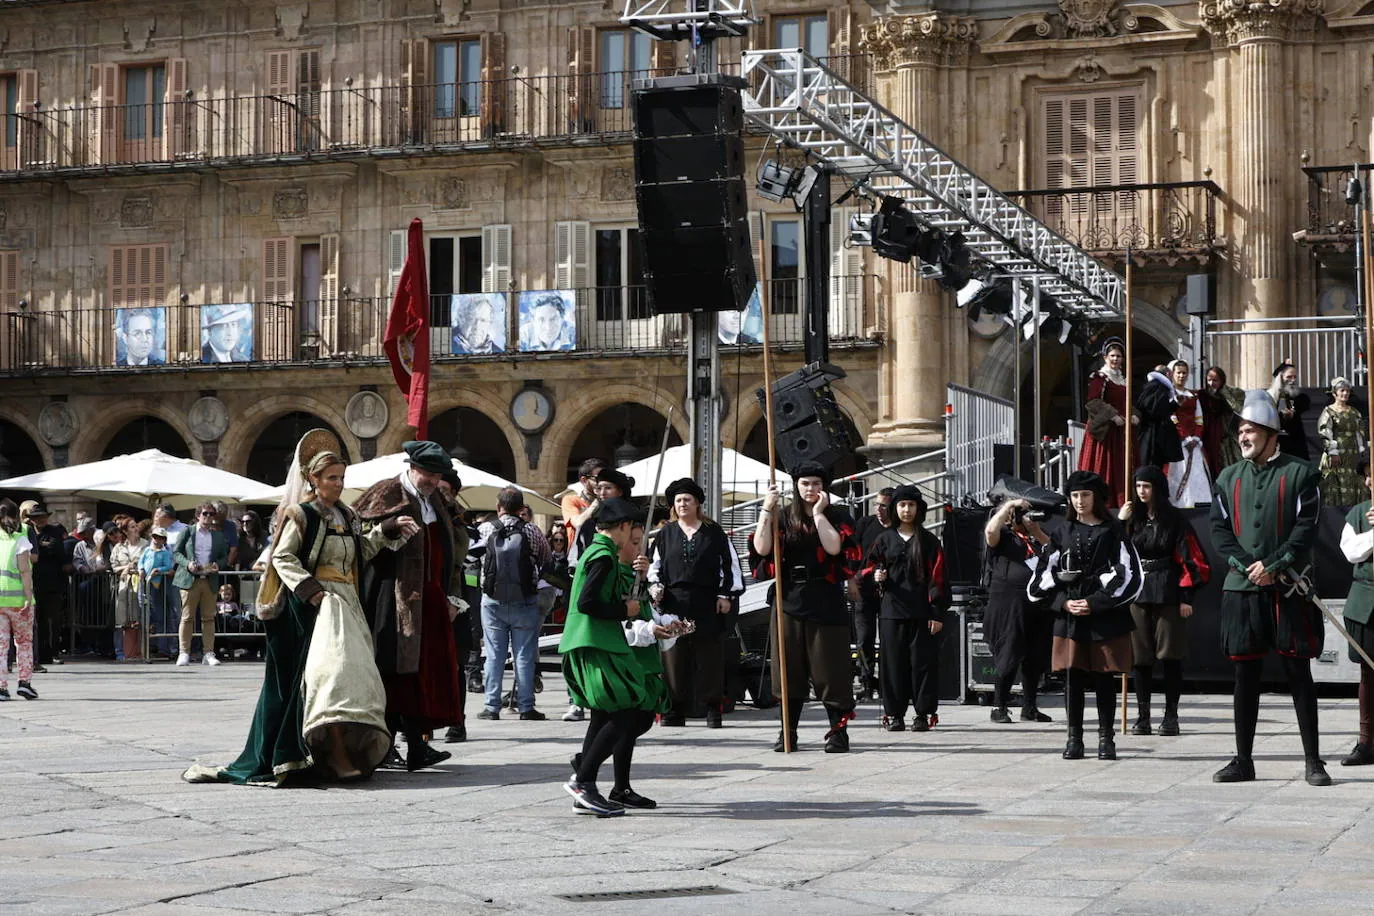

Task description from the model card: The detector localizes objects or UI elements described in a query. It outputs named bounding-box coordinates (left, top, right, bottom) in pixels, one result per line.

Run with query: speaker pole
left=803, top=167, right=832, bottom=366
left=1122, top=247, right=1134, bottom=737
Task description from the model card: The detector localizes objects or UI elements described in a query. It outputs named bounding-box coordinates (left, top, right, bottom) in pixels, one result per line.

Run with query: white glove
left=448, top=596, right=469, bottom=614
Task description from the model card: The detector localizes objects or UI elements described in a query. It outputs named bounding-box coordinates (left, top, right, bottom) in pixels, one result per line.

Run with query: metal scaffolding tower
left=740, top=49, right=1125, bottom=319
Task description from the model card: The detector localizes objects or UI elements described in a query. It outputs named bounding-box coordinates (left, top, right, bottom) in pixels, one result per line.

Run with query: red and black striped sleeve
left=1175, top=522, right=1210, bottom=601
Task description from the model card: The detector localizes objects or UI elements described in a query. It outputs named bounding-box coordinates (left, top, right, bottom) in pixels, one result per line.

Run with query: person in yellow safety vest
left=0, top=498, right=39, bottom=700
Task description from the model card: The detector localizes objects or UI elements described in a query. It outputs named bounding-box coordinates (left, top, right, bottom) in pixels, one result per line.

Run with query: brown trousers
left=662, top=632, right=725, bottom=716
left=178, top=578, right=217, bottom=654
left=770, top=613, right=855, bottom=711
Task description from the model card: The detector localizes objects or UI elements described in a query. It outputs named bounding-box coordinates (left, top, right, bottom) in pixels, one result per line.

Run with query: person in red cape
left=356, top=440, right=467, bottom=772
left=1078, top=337, right=1129, bottom=507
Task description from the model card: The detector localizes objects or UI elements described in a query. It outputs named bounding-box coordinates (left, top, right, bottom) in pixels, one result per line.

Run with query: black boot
left=1341, top=742, right=1374, bottom=766
left=1063, top=727, right=1085, bottom=760
left=990, top=706, right=1012, bottom=724
left=1305, top=758, right=1332, bottom=786
left=1098, top=728, right=1117, bottom=760
left=705, top=704, right=723, bottom=729
left=1130, top=716, right=1152, bottom=736
left=773, top=702, right=802, bottom=752
left=824, top=707, right=851, bottom=754
left=1212, top=756, right=1255, bottom=782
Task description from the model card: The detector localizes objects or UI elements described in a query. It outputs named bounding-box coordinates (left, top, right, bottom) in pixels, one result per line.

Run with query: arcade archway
left=429, top=407, right=518, bottom=481
left=246, top=412, right=350, bottom=486
left=566, top=403, right=684, bottom=483
left=0, top=420, right=45, bottom=504
left=101, top=416, right=192, bottom=460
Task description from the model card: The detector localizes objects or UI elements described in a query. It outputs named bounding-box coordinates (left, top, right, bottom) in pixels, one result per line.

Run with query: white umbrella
left=262, top=452, right=562, bottom=514
left=612, top=445, right=792, bottom=504
left=0, top=449, right=279, bottom=511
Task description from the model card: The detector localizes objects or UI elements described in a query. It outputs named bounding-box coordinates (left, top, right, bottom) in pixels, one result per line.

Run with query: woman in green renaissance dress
left=183, top=430, right=418, bottom=785
left=1318, top=377, right=1367, bottom=509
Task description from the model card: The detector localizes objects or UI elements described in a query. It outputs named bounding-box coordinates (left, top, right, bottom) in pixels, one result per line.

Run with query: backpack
left=481, top=518, right=537, bottom=602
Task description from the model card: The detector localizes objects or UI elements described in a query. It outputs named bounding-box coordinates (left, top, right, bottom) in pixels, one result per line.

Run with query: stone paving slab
left=2, top=662, right=1373, bottom=915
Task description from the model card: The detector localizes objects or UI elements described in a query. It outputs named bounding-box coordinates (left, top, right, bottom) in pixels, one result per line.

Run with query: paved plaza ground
left=2, top=662, right=1374, bottom=915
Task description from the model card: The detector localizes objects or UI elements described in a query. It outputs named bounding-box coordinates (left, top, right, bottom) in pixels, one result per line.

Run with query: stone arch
left=218, top=393, right=354, bottom=476
left=542, top=382, right=688, bottom=489
left=0, top=405, right=54, bottom=470
left=971, top=302, right=1188, bottom=399
left=429, top=405, right=520, bottom=482
left=73, top=400, right=198, bottom=466
left=407, top=388, right=527, bottom=478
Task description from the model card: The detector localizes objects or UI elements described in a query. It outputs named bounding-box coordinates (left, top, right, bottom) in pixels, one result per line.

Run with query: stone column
left=859, top=13, right=976, bottom=461
left=1201, top=0, right=1323, bottom=387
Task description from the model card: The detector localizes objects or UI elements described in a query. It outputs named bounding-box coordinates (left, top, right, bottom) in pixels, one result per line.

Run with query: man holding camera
left=982, top=497, right=1054, bottom=724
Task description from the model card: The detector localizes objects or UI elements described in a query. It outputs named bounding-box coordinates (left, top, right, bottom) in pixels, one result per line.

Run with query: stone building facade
left=0, top=0, right=1368, bottom=500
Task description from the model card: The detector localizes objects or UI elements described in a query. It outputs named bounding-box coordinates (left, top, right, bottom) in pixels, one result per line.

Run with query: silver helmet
left=1238, top=388, right=1280, bottom=432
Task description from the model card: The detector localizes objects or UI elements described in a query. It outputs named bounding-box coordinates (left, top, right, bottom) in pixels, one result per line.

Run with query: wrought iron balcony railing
left=1005, top=180, right=1222, bottom=260
left=1302, top=162, right=1373, bottom=240
left=0, top=277, right=879, bottom=375
left=0, top=57, right=870, bottom=178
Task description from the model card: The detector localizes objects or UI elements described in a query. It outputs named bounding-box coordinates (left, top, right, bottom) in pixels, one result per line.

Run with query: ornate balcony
left=0, top=277, right=880, bottom=376
left=1297, top=162, right=1372, bottom=266
left=1005, top=180, right=1224, bottom=267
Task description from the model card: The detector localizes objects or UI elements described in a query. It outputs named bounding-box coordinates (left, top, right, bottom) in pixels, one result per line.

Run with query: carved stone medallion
left=272, top=187, right=308, bottom=220
left=600, top=167, right=634, bottom=201
left=1059, top=0, right=1119, bottom=37
left=187, top=396, right=230, bottom=443
left=38, top=402, right=78, bottom=447
left=120, top=196, right=154, bottom=228
left=437, top=176, right=469, bottom=209
left=345, top=390, right=389, bottom=439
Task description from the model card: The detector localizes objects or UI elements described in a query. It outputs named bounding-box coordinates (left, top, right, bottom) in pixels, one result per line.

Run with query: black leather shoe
left=1019, top=708, right=1052, bottom=722
left=825, top=727, right=850, bottom=753
left=1213, top=757, right=1256, bottom=782
left=1157, top=715, right=1180, bottom=736
left=476, top=708, right=499, bottom=721
left=882, top=715, right=905, bottom=732
left=406, top=743, right=452, bottom=772
left=609, top=786, right=657, bottom=809
left=1063, top=732, right=1085, bottom=760
left=1098, top=733, right=1117, bottom=760
left=705, top=706, right=723, bottom=729
left=772, top=730, right=799, bottom=752
left=1130, top=718, right=1152, bottom=736
left=1341, top=742, right=1374, bottom=766
left=519, top=709, right=547, bottom=721
left=990, top=707, right=1012, bottom=724
left=661, top=713, right=686, bottom=727
left=909, top=715, right=931, bottom=732
left=377, top=746, right=406, bottom=770
left=443, top=725, right=467, bottom=743
left=1305, top=758, right=1332, bottom=786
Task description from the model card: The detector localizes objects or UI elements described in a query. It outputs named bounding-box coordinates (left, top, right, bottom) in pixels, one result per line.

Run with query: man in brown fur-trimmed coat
left=356, top=440, right=467, bottom=772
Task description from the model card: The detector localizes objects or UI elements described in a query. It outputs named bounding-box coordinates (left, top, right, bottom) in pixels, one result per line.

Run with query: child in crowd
left=138, top=528, right=177, bottom=659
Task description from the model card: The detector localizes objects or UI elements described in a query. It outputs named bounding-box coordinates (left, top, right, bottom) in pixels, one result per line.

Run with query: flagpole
left=1122, top=249, right=1134, bottom=735
left=1360, top=166, right=1374, bottom=461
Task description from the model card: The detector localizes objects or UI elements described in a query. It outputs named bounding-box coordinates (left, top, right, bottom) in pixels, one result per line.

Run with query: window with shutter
left=401, top=38, right=430, bottom=143
left=481, top=223, right=512, bottom=294
left=0, top=249, right=19, bottom=312
left=387, top=228, right=407, bottom=297
left=260, top=238, right=294, bottom=361
left=319, top=233, right=340, bottom=354
left=479, top=33, right=507, bottom=137
left=263, top=49, right=321, bottom=154
left=829, top=206, right=863, bottom=338
left=108, top=244, right=169, bottom=308
left=119, top=63, right=166, bottom=163
left=1039, top=85, right=1143, bottom=227
left=262, top=237, right=293, bottom=302
left=163, top=58, right=188, bottom=159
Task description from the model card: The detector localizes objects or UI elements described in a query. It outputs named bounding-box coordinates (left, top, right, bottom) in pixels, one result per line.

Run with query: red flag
left=383, top=218, right=431, bottom=438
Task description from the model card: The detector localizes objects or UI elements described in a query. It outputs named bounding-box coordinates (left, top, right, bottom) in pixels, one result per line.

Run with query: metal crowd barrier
left=140, top=569, right=267, bottom=662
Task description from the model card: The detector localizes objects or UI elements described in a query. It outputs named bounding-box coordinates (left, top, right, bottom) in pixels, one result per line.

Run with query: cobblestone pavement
left=2, top=662, right=1372, bottom=915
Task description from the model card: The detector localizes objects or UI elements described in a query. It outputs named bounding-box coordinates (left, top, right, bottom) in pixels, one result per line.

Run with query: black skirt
left=1220, top=590, right=1324, bottom=660
left=1345, top=616, right=1374, bottom=667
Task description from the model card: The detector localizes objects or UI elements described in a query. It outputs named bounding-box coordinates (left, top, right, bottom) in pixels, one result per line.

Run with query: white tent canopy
left=264, top=452, right=562, bottom=514
left=613, top=445, right=791, bottom=504
left=0, top=449, right=279, bottom=511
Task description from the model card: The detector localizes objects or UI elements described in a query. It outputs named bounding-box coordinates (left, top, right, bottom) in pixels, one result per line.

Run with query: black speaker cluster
left=756, top=362, right=854, bottom=474
left=631, top=75, right=757, bottom=315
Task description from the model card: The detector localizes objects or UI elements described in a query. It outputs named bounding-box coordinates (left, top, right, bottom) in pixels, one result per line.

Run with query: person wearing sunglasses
left=172, top=503, right=230, bottom=667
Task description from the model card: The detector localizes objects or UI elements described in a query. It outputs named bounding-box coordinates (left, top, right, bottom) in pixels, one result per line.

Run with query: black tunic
left=1126, top=513, right=1209, bottom=607
left=749, top=511, right=861, bottom=628
left=1136, top=375, right=1184, bottom=467
left=853, top=514, right=888, bottom=605
left=862, top=527, right=950, bottom=621
left=646, top=521, right=744, bottom=639
left=1028, top=518, right=1142, bottom=644
left=982, top=527, right=1049, bottom=675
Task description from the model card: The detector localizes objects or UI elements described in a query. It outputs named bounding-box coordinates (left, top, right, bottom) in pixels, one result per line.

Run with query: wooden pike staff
left=634, top=407, right=675, bottom=590
left=757, top=240, right=794, bottom=753
left=1121, top=248, right=1134, bottom=734
left=1363, top=166, right=1374, bottom=470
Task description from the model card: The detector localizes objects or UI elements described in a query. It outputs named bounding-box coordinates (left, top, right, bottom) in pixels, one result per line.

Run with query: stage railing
left=1205, top=315, right=1364, bottom=388
left=946, top=383, right=1014, bottom=501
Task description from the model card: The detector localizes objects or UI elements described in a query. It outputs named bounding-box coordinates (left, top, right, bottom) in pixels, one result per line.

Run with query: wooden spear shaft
left=757, top=242, right=793, bottom=753
left=1122, top=250, right=1134, bottom=735
left=1362, top=168, right=1374, bottom=460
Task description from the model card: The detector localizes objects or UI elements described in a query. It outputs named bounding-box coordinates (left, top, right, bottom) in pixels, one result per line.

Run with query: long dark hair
left=887, top=499, right=930, bottom=584
left=0, top=498, right=18, bottom=536
left=1124, top=465, right=1182, bottom=544
left=240, top=510, right=265, bottom=544
left=781, top=485, right=846, bottom=550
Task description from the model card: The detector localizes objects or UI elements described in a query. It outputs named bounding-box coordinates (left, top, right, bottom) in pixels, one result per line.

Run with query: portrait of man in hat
left=201, top=303, right=254, bottom=364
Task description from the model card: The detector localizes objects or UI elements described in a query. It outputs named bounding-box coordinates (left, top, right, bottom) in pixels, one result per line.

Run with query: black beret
left=594, top=497, right=641, bottom=528
left=596, top=468, right=635, bottom=496
left=789, top=461, right=832, bottom=487
left=402, top=440, right=453, bottom=475
left=665, top=477, right=705, bottom=504
left=891, top=484, right=926, bottom=513
left=1064, top=470, right=1108, bottom=499
left=440, top=468, right=462, bottom=491
left=1133, top=465, right=1167, bottom=491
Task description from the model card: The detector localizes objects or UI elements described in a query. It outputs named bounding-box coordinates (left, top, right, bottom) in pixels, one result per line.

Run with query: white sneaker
left=562, top=705, right=585, bottom=722
left=202, top=653, right=221, bottom=667
left=175, top=653, right=192, bottom=667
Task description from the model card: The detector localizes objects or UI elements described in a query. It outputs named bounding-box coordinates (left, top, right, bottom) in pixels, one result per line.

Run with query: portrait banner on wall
left=517, top=290, right=577, bottom=353
left=451, top=292, right=508, bottom=355
left=201, top=303, right=255, bottom=364
left=718, top=282, right=764, bottom=346
left=113, top=306, right=168, bottom=367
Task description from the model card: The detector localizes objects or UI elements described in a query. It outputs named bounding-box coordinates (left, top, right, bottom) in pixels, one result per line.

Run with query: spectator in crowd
left=153, top=504, right=187, bottom=541
left=540, top=523, right=571, bottom=624
left=573, top=468, right=634, bottom=560
left=236, top=510, right=268, bottom=572
left=23, top=503, right=66, bottom=669
left=139, top=527, right=177, bottom=658
left=1317, top=377, right=1367, bottom=509
left=110, top=518, right=147, bottom=660
left=73, top=521, right=117, bottom=657
left=477, top=487, right=553, bottom=722
left=0, top=498, right=38, bottom=700
left=214, top=501, right=240, bottom=568
left=172, top=502, right=230, bottom=667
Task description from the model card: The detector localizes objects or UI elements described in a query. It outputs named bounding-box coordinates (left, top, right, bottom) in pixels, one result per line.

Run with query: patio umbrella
left=611, top=445, right=792, bottom=504
left=261, top=452, right=561, bottom=514
left=0, top=449, right=279, bottom=511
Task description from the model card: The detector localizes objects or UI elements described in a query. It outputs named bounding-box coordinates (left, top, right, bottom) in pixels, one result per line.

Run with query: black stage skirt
left=1345, top=616, right=1374, bottom=667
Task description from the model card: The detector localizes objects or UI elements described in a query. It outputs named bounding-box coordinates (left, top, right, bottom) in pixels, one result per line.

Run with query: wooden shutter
left=1043, top=87, right=1142, bottom=218
left=552, top=220, right=589, bottom=291
left=481, top=223, right=512, bottom=293
left=163, top=58, right=188, bottom=159
left=15, top=69, right=37, bottom=166
left=260, top=238, right=294, bottom=361
left=90, top=63, right=118, bottom=164
left=0, top=250, right=19, bottom=311
left=297, top=49, right=322, bottom=150
left=401, top=38, right=430, bottom=143
left=566, top=27, right=594, bottom=132
left=387, top=228, right=407, bottom=297
left=480, top=33, right=507, bottom=137
left=264, top=50, right=293, bottom=153
left=650, top=38, right=676, bottom=74
left=109, top=244, right=168, bottom=307
left=748, top=210, right=765, bottom=279
left=829, top=206, right=862, bottom=338
left=262, top=237, right=293, bottom=302
left=318, top=233, right=340, bottom=354
left=826, top=8, right=847, bottom=75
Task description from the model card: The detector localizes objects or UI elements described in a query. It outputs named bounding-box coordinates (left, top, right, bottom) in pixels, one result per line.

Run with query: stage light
left=848, top=213, right=873, bottom=247
left=957, top=276, right=1013, bottom=321
left=791, top=164, right=823, bottom=208
left=756, top=160, right=799, bottom=203
left=870, top=195, right=922, bottom=263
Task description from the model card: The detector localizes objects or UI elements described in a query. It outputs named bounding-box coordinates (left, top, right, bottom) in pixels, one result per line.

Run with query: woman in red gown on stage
left=1078, top=337, right=1129, bottom=507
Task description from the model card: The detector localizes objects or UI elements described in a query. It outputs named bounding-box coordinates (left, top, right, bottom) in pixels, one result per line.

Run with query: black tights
left=1132, top=659, right=1183, bottom=720
left=1065, top=668, right=1119, bottom=735
left=1233, top=656, right=1320, bottom=762
left=577, top=709, right=655, bottom=789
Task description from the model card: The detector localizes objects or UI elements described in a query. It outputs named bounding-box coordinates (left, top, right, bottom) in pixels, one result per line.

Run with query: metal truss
left=741, top=49, right=1124, bottom=318
left=620, top=0, right=754, bottom=38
